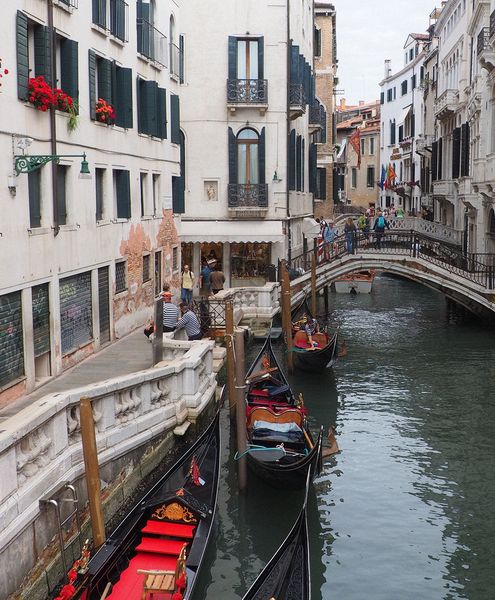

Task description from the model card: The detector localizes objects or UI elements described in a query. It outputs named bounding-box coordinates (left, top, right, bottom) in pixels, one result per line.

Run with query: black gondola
left=243, top=336, right=323, bottom=490
left=291, top=297, right=339, bottom=373
left=242, top=470, right=312, bottom=600
left=77, top=412, right=220, bottom=600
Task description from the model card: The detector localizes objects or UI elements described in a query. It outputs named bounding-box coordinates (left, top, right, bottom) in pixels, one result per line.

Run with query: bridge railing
left=289, top=230, right=495, bottom=290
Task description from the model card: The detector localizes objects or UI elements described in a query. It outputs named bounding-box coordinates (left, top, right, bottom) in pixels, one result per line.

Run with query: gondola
left=75, top=412, right=220, bottom=600
left=243, top=335, right=323, bottom=490
left=291, top=297, right=339, bottom=372
left=242, top=470, right=312, bottom=600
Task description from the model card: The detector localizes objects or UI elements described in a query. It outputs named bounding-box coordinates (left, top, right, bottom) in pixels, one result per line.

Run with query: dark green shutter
left=28, top=171, right=41, bottom=228
left=16, top=11, right=29, bottom=100
left=34, top=25, right=52, bottom=85
left=228, top=36, right=237, bottom=79
left=258, top=37, right=264, bottom=79
left=309, top=143, right=317, bottom=194
left=98, top=58, right=113, bottom=104
left=171, top=94, right=180, bottom=144
left=172, top=176, right=185, bottom=214
left=56, top=166, right=67, bottom=226
left=290, top=44, right=299, bottom=83
left=92, top=0, right=106, bottom=28
left=115, top=67, right=133, bottom=129
left=179, top=35, right=185, bottom=83
left=116, top=170, right=131, bottom=218
left=302, top=139, right=305, bottom=191
left=452, top=127, right=461, bottom=179
left=111, top=0, right=125, bottom=41
left=296, top=135, right=302, bottom=191
left=461, top=123, right=470, bottom=177
left=411, top=112, right=415, bottom=137
left=228, top=127, right=237, bottom=184
left=431, top=141, right=438, bottom=182
left=259, top=127, right=266, bottom=184
left=88, top=50, right=96, bottom=120
left=155, top=85, right=165, bottom=138
left=138, top=80, right=157, bottom=135
left=288, top=129, right=296, bottom=191
left=438, top=137, right=443, bottom=180
left=60, top=39, right=79, bottom=102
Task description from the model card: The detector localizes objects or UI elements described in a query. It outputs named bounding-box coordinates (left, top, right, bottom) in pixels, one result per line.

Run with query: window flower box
left=95, top=98, right=116, bottom=125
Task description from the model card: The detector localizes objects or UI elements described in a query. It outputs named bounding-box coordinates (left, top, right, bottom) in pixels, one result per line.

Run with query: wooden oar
left=99, top=582, right=112, bottom=600
left=303, top=427, right=314, bottom=450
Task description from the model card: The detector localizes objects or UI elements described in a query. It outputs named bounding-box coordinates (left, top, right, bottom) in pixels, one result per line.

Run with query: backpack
left=377, top=215, right=385, bottom=228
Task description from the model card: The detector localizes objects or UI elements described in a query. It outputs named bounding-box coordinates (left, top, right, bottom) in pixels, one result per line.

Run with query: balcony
left=309, top=102, right=326, bottom=136
left=432, top=180, right=455, bottom=197
left=491, top=9, right=495, bottom=40
left=434, top=89, right=459, bottom=119
left=289, top=83, right=306, bottom=119
left=137, top=19, right=167, bottom=67
left=227, top=79, right=268, bottom=114
left=415, top=134, right=434, bottom=155
left=228, top=184, right=268, bottom=217
left=169, top=42, right=183, bottom=81
left=479, top=24, right=495, bottom=71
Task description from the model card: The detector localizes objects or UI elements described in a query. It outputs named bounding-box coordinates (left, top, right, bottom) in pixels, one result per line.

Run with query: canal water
left=195, top=274, right=495, bottom=600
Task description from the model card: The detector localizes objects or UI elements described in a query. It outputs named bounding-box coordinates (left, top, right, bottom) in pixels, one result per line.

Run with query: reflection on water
left=196, top=275, right=495, bottom=600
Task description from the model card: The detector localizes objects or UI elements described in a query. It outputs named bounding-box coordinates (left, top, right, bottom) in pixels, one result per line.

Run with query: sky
left=331, top=0, right=438, bottom=105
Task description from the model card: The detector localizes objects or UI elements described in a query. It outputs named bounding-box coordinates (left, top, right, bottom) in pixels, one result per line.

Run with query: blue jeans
left=345, top=232, right=354, bottom=254
left=181, top=288, right=193, bottom=304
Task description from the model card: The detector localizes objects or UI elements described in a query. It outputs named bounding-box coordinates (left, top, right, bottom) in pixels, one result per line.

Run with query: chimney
left=384, top=59, right=391, bottom=78
left=359, top=100, right=364, bottom=106
left=339, top=98, right=346, bottom=110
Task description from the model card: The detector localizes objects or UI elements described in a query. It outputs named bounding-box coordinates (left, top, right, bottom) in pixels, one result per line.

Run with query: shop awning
left=303, top=217, right=320, bottom=237
left=400, top=104, right=412, bottom=124
left=179, top=220, right=286, bottom=243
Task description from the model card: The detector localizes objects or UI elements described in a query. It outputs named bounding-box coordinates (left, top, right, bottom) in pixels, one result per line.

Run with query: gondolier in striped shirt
left=162, top=291, right=180, bottom=332
left=175, top=302, right=203, bottom=340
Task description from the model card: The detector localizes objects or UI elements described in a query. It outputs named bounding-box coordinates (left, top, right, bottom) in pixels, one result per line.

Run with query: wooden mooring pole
left=80, top=397, right=106, bottom=549
left=311, top=253, right=317, bottom=316
left=225, top=300, right=236, bottom=420
left=234, top=328, right=247, bottom=491
left=281, top=262, right=294, bottom=373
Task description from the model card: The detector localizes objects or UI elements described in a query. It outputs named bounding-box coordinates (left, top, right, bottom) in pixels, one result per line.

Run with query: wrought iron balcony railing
left=477, top=27, right=489, bottom=55
left=169, top=42, right=183, bottom=80
left=289, top=83, right=306, bottom=107
left=56, top=0, right=78, bottom=8
left=228, top=184, right=268, bottom=209
left=137, top=18, right=167, bottom=66
left=490, top=9, right=495, bottom=40
left=227, top=79, right=268, bottom=104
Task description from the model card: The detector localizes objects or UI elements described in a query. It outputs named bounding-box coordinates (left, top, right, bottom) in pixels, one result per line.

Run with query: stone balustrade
left=387, top=217, right=463, bottom=246
left=0, top=339, right=216, bottom=598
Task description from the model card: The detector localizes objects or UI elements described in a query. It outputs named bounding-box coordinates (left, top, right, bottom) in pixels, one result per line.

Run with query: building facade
left=0, top=0, right=182, bottom=405
left=179, top=0, right=323, bottom=286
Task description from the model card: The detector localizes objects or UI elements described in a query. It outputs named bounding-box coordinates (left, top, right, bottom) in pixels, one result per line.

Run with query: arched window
left=237, top=128, right=259, bottom=184
left=169, top=15, right=176, bottom=69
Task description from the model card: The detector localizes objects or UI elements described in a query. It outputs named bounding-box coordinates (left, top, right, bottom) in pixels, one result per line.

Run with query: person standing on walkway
left=175, top=302, right=203, bottom=340
left=200, top=260, right=212, bottom=296
left=181, top=265, right=195, bottom=305
left=373, top=211, right=390, bottom=249
left=162, top=291, right=180, bottom=332
left=210, top=265, right=226, bottom=295
left=322, top=220, right=337, bottom=261
left=344, top=217, right=357, bottom=254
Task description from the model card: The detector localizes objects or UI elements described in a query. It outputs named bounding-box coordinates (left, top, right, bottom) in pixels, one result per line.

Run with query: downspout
left=286, top=0, right=292, bottom=263
left=48, top=0, right=59, bottom=236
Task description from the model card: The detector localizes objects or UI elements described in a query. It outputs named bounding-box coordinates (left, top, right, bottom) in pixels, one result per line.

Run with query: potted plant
left=95, top=98, right=116, bottom=125
left=27, top=76, right=54, bottom=111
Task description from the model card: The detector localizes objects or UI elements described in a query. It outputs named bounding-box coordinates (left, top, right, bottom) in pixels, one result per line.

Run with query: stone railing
left=386, top=217, right=463, bottom=247
left=0, top=340, right=216, bottom=597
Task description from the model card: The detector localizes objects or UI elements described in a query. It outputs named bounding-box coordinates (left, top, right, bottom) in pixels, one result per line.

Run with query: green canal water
left=195, top=274, right=495, bottom=600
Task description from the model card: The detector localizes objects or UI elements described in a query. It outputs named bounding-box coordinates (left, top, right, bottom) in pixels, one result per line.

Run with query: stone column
left=192, top=242, right=201, bottom=297
left=223, top=242, right=231, bottom=288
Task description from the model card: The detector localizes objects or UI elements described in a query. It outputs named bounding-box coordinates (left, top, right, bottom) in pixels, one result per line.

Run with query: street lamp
left=14, top=152, right=92, bottom=178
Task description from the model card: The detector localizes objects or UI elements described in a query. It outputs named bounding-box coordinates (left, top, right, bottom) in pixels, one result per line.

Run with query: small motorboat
left=334, top=269, right=376, bottom=294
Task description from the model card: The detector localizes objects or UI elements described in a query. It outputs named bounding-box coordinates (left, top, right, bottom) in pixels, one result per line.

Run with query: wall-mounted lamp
left=14, top=152, right=92, bottom=179
left=7, top=175, right=17, bottom=197
left=272, top=170, right=283, bottom=183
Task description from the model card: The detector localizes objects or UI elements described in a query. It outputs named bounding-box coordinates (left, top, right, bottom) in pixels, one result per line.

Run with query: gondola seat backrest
left=247, top=407, right=304, bottom=430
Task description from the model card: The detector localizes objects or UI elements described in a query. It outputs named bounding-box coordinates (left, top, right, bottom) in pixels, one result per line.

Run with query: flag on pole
left=379, top=165, right=386, bottom=190
left=387, top=163, right=397, bottom=188
left=349, top=128, right=361, bottom=169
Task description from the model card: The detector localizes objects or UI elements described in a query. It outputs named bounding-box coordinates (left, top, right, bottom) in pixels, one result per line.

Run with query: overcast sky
left=331, top=0, right=436, bottom=104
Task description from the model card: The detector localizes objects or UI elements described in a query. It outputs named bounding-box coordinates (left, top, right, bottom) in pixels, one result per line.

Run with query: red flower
left=4, top=68, right=9, bottom=74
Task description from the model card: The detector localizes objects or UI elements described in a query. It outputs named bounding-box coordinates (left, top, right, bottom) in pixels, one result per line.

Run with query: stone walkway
left=0, top=330, right=153, bottom=420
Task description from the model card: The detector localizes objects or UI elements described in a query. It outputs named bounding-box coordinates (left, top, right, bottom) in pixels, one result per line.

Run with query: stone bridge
left=290, top=230, right=495, bottom=319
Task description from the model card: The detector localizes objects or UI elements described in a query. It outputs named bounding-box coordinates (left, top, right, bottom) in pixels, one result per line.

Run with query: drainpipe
left=48, top=0, right=59, bottom=236
left=286, top=0, right=292, bottom=263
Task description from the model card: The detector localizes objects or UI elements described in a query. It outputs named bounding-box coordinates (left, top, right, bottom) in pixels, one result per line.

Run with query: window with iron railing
left=137, top=18, right=167, bottom=66
left=115, top=261, right=127, bottom=293
left=92, top=0, right=128, bottom=42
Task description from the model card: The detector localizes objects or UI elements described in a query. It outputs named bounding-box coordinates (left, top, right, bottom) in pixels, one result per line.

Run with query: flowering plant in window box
left=95, top=98, right=116, bottom=125
left=27, top=76, right=55, bottom=111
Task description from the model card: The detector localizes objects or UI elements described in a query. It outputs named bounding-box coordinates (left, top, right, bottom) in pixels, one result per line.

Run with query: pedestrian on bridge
left=322, top=220, right=337, bottom=261
left=373, top=211, right=390, bottom=250
left=344, top=217, right=357, bottom=254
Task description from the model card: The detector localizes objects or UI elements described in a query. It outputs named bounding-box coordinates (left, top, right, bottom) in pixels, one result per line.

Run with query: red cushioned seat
left=141, top=520, right=195, bottom=539
left=136, top=537, right=186, bottom=556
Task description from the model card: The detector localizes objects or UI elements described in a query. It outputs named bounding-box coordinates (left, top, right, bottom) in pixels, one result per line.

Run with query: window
left=393, top=87, right=396, bottom=100
left=228, top=36, right=264, bottom=83
left=401, top=80, right=408, bottom=95
left=390, top=119, right=396, bottom=145
left=367, top=166, right=375, bottom=188
left=115, top=260, right=127, bottom=293
left=95, top=168, right=105, bottom=221
left=152, top=174, right=159, bottom=215
left=380, top=91, right=384, bottom=104
left=351, top=167, right=357, bottom=188
left=56, top=165, right=67, bottom=226
left=411, top=74, right=417, bottom=89
left=92, top=0, right=128, bottom=42
left=360, top=138, right=366, bottom=156
left=172, top=246, right=178, bottom=272
left=387, top=88, right=393, bottom=102
left=314, top=27, right=322, bottom=57
left=316, top=167, right=326, bottom=200
left=28, top=170, right=42, bottom=228
left=140, top=172, right=148, bottom=216
left=142, top=254, right=151, bottom=283
left=369, top=137, right=375, bottom=155
left=114, top=169, right=131, bottom=218
left=398, top=125, right=404, bottom=143
left=170, top=95, right=181, bottom=144
left=137, top=77, right=167, bottom=138
left=237, top=128, right=260, bottom=184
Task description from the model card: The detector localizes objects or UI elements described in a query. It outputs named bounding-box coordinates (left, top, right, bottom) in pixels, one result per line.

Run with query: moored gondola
left=75, top=412, right=220, bottom=600
left=243, top=336, right=323, bottom=489
left=242, top=470, right=312, bottom=600
left=291, top=297, right=339, bottom=372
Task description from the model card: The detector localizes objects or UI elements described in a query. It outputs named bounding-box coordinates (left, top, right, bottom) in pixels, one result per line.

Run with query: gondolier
left=175, top=302, right=203, bottom=340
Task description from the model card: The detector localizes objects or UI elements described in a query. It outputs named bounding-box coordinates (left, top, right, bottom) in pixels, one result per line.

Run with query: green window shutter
left=116, top=170, right=131, bottom=218
left=60, top=39, right=79, bottom=102
left=138, top=79, right=157, bottom=135
left=228, top=36, right=237, bottom=79
left=179, top=35, right=185, bottom=83
left=28, top=170, right=41, bottom=228
left=170, top=94, right=180, bottom=144
left=115, top=67, right=133, bottom=129
left=296, top=135, right=302, bottom=191
left=56, top=166, right=67, bottom=226
left=34, top=25, right=52, bottom=85
left=16, top=11, right=29, bottom=101
left=259, top=127, right=266, bottom=184
left=228, top=127, right=237, bottom=184
left=92, top=0, right=106, bottom=28
left=288, top=129, right=296, bottom=191
left=156, top=86, right=167, bottom=139
left=88, top=50, right=96, bottom=120
left=98, top=57, right=113, bottom=104
left=258, top=36, right=264, bottom=80
left=172, top=175, right=184, bottom=214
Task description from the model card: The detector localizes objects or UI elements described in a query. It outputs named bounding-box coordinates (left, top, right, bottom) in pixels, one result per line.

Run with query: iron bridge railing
left=288, top=230, right=495, bottom=290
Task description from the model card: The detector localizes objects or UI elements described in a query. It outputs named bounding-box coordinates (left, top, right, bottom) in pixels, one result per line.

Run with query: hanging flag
left=387, top=163, right=397, bottom=188
left=348, top=128, right=361, bottom=169
left=379, top=165, right=386, bottom=190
